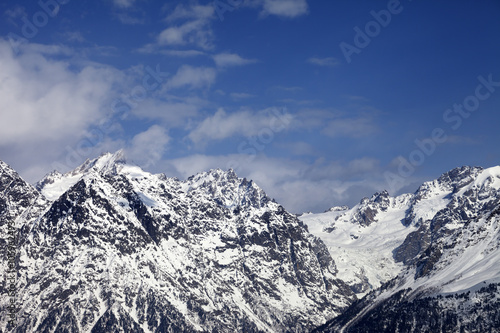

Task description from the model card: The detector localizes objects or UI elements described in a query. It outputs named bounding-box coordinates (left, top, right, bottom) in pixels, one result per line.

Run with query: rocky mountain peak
left=184, top=168, right=272, bottom=210
left=324, top=205, right=349, bottom=213
left=0, top=154, right=356, bottom=332
left=73, top=150, right=127, bottom=176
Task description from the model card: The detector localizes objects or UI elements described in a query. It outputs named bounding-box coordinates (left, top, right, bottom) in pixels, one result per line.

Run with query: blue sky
left=0, top=0, right=499, bottom=213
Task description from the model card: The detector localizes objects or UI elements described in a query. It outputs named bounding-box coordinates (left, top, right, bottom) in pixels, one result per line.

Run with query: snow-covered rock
left=312, top=165, right=500, bottom=332
left=0, top=152, right=355, bottom=333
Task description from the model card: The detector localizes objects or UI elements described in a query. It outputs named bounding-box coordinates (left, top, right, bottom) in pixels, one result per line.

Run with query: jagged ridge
left=0, top=152, right=355, bottom=333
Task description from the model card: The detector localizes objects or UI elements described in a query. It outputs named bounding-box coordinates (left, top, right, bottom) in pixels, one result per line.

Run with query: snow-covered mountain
left=2, top=152, right=500, bottom=332
left=307, top=166, right=500, bottom=332
left=0, top=152, right=355, bottom=333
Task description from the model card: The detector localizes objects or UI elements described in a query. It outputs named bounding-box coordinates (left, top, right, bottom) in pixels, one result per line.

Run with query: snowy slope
left=300, top=192, right=415, bottom=297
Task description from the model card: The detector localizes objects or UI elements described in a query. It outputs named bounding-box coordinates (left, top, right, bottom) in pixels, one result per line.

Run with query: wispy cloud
left=260, top=0, right=309, bottom=18
left=158, top=20, right=213, bottom=49
left=292, top=107, right=380, bottom=139
left=165, top=65, right=216, bottom=90
left=165, top=4, right=214, bottom=22
left=157, top=4, right=215, bottom=50
left=111, top=0, right=146, bottom=24
left=307, top=57, right=339, bottom=67
left=213, top=53, right=258, bottom=68
left=188, top=107, right=292, bottom=147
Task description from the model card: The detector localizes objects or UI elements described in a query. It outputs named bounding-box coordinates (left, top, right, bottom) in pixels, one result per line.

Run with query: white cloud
left=166, top=65, right=216, bottom=90
left=261, top=0, right=309, bottom=18
left=0, top=39, right=123, bottom=146
left=187, top=107, right=293, bottom=146
left=158, top=21, right=213, bottom=49
left=127, top=125, right=170, bottom=168
left=166, top=4, right=215, bottom=22
left=213, top=53, right=257, bottom=68
left=157, top=4, right=215, bottom=50
left=0, top=39, right=131, bottom=182
left=307, top=57, right=339, bottom=67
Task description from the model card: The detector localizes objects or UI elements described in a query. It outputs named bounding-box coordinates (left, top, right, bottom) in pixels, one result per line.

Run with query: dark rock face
left=393, top=225, right=430, bottom=265
left=0, top=154, right=355, bottom=333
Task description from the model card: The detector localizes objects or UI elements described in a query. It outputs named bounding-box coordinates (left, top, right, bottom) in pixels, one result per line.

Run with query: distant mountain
left=303, top=166, right=500, bottom=332
left=0, top=152, right=354, bottom=333
left=300, top=190, right=414, bottom=298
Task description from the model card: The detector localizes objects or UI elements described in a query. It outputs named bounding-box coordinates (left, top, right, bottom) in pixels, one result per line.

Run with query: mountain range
left=305, top=166, right=500, bottom=332
left=1, top=151, right=499, bottom=332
